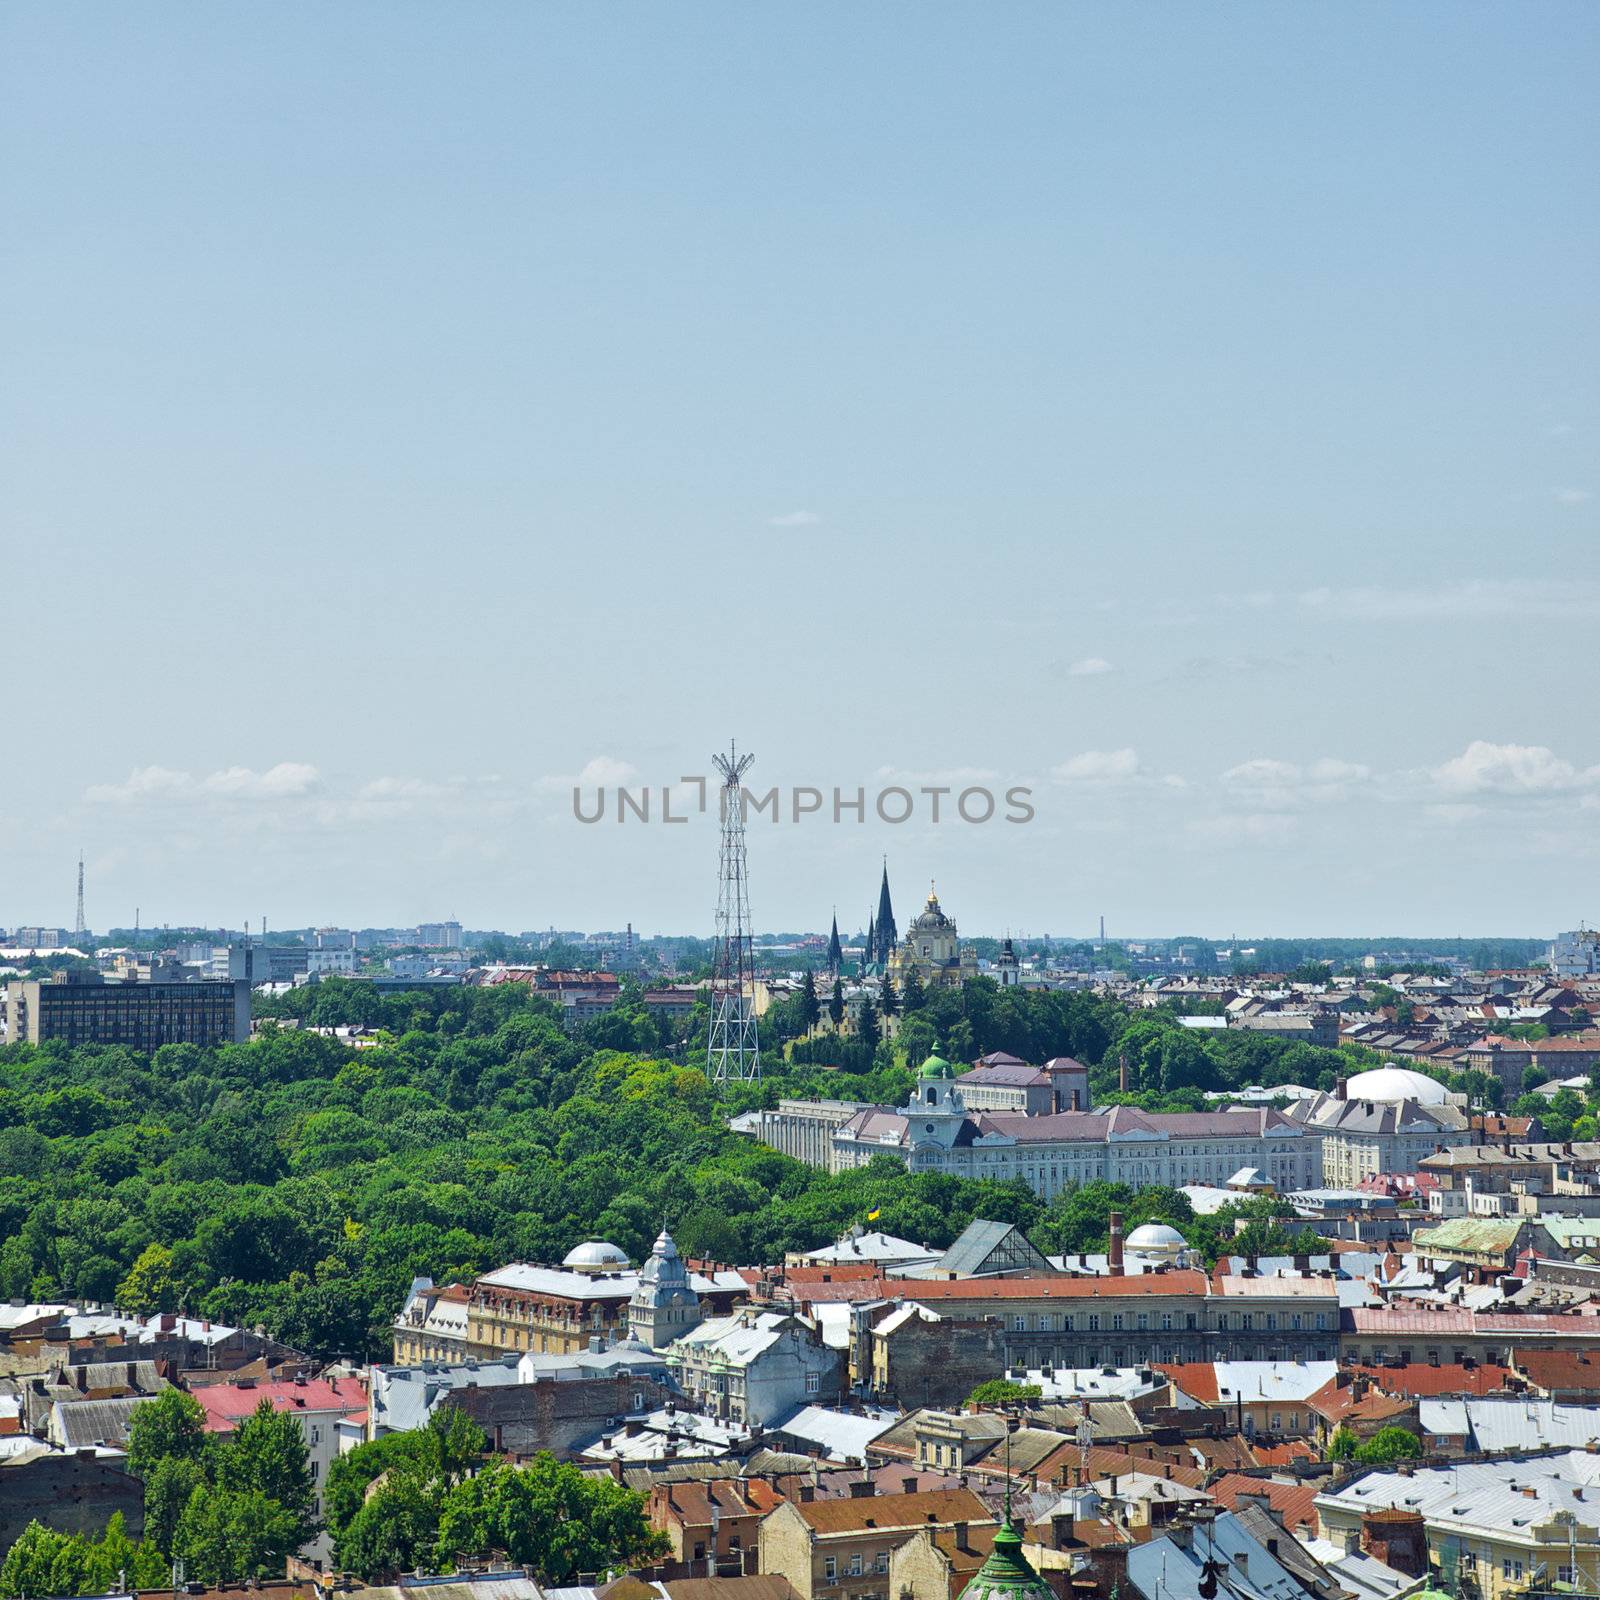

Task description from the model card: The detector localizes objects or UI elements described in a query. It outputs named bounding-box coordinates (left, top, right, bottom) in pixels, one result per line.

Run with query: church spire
left=874, top=859, right=897, bottom=966
left=827, top=911, right=843, bottom=974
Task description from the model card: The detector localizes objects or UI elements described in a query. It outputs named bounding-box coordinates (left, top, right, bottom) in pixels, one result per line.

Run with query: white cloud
left=1309, top=758, right=1372, bottom=783
left=1052, top=749, right=1140, bottom=783
left=1186, top=812, right=1297, bottom=842
left=1296, top=580, right=1600, bottom=622
left=874, top=765, right=998, bottom=785
left=84, top=765, right=194, bottom=804
left=86, top=762, right=319, bottom=804
left=1222, top=758, right=1301, bottom=787
left=534, top=755, right=640, bottom=794
left=1431, top=741, right=1600, bottom=796
left=1220, top=756, right=1373, bottom=808
left=768, top=510, right=821, bottom=527
left=203, top=762, right=320, bottom=798
left=1067, top=657, right=1113, bottom=677
left=1554, top=488, right=1593, bottom=506
left=1426, top=803, right=1485, bottom=824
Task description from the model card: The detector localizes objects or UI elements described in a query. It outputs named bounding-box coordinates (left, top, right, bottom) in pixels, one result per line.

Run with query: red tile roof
left=1207, top=1474, right=1321, bottom=1535
left=1154, top=1363, right=1219, bottom=1404
left=190, top=1376, right=365, bottom=1430
left=1512, top=1346, right=1600, bottom=1391
left=1341, top=1361, right=1512, bottom=1397
left=797, top=1272, right=1210, bottom=1306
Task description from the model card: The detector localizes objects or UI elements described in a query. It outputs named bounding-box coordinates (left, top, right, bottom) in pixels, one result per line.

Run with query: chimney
left=1119, top=1054, right=1129, bottom=1094
left=954, top=1522, right=969, bottom=1550
left=1335, top=1077, right=1348, bottom=1102
left=1109, top=1213, right=1125, bottom=1275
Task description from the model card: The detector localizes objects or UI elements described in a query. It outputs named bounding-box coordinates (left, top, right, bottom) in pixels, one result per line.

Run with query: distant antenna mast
left=75, top=852, right=86, bottom=939
left=708, top=742, right=760, bottom=1090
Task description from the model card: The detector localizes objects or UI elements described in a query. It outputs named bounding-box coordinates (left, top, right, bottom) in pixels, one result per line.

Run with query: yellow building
left=888, top=888, right=978, bottom=990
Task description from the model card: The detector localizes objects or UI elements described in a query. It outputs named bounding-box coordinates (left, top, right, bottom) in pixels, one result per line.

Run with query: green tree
left=798, top=972, right=820, bottom=1032
left=900, top=967, right=924, bottom=1012
left=1353, top=1426, right=1423, bottom=1464
left=116, top=1242, right=179, bottom=1315
left=126, top=1388, right=208, bottom=1480
left=858, top=1000, right=880, bottom=1054
left=433, top=1456, right=665, bottom=1582
left=340, top=1478, right=442, bottom=1581
left=173, top=1486, right=304, bottom=1584
left=141, top=1455, right=207, bottom=1556
left=966, top=1378, right=1042, bottom=1407
left=879, top=976, right=898, bottom=1018
left=216, top=1398, right=318, bottom=1548
left=828, top=979, right=845, bottom=1028
left=1327, top=1425, right=1357, bottom=1461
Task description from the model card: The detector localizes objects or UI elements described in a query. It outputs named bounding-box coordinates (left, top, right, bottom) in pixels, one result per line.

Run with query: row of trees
left=325, top=1410, right=663, bottom=1579
left=1, top=1388, right=318, bottom=1596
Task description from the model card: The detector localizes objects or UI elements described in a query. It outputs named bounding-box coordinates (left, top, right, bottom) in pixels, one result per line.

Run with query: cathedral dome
left=912, top=889, right=954, bottom=931
left=562, top=1240, right=631, bottom=1273
left=918, top=1054, right=956, bottom=1080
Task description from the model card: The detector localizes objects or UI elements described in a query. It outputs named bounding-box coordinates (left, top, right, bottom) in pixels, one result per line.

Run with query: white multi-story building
left=308, top=947, right=358, bottom=975
left=1552, top=928, right=1600, bottom=978
left=753, top=1055, right=1322, bottom=1197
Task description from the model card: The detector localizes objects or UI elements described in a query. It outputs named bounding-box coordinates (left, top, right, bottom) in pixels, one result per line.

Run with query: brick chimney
left=1109, top=1213, right=1125, bottom=1275
left=1118, top=1054, right=1129, bottom=1095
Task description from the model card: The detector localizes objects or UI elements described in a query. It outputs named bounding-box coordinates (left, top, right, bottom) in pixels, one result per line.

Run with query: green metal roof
left=957, top=1519, right=1052, bottom=1600
left=1412, top=1217, right=1525, bottom=1255
left=918, top=1054, right=955, bottom=1079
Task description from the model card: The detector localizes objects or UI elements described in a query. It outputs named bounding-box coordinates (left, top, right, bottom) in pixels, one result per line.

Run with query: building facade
left=756, top=1057, right=1320, bottom=1198
left=4, top=973, right=251, bottom=1049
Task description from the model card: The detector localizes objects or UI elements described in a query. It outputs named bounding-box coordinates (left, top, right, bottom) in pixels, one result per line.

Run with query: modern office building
left=4, top=973, right=251, bottom=1049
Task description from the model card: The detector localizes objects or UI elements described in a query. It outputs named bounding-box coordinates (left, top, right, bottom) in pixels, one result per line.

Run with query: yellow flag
left=866, top=1208, right=881, bottom=1222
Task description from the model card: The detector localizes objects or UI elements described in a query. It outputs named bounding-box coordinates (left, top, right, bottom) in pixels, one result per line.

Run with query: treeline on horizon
left=0, top=971, right=1535, bottom=1363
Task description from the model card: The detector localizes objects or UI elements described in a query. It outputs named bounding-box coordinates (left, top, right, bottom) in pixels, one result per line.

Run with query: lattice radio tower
left=708, top=742, right=760, bottom=1089
left=75, top=852, right=86, bottom=940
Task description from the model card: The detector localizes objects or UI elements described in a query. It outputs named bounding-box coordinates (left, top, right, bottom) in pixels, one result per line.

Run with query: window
left=826, top=1559, right=837, bottom=1582
left=876, top=1552, right=888, bottom=1574
left=850, top=1554, right=863, bottom=1577
left=807, top=1371, right=820, bottom=1393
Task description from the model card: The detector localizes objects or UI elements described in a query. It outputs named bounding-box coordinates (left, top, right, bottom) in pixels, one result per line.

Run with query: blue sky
left=3, top=5, right=1596, bottom=937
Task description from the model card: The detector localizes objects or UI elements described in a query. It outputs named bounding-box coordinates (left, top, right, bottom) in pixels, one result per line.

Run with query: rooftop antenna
left=708, top=742, right=760, bottom=1090
left=75, top=852, right=86, bottom=939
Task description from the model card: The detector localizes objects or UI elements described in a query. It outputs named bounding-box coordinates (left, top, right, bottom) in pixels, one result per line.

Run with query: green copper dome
left=918, top=1054, right=956, bottom=1079
left=958, top=1519, right=1052, bottom=1600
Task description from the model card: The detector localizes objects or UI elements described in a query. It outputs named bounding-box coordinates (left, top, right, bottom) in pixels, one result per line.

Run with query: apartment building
left=758, top=1487, right=992, bottom=1600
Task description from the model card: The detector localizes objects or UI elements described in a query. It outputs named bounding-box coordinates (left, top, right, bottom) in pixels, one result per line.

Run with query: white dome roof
left=1126, top=1222, right=1188, bottom=1250
left=563, top=1240, right=630, bottom=1271
left=1345, top=1066, right=1449, bottom=1106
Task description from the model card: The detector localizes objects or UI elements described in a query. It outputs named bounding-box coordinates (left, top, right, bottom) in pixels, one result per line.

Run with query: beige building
left=888, top=890, right=977, bottom=990
left=758, top=1487, right=992, bottom=1600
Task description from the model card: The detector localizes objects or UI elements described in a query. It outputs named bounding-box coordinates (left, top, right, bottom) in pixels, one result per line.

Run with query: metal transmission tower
left=75, top=853, right=86, bottom=939
left=708, top=743, right=760, bottom=1089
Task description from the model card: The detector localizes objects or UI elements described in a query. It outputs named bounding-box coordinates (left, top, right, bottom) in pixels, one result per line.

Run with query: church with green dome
left=956, top=1517, right=1054, bottom=1600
